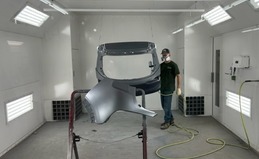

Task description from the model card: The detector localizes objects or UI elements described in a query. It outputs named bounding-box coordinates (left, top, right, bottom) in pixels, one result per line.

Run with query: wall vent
left=178, top=95, right=184, bottom=114
left=186, top=96, right=204, bottom=115
left=52, top=95, right=82, bottom=120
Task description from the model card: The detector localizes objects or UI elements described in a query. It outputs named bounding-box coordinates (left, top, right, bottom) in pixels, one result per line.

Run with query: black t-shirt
left=160, top=61, right=180, bottom=94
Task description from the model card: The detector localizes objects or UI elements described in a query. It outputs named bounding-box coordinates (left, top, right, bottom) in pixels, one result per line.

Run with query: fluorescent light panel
left=172, top=28, right=183, bottom=34
left=7, top=40, right=24, bottom=46
left=232, top=0, right=249, bottom=6
left=14, top=5, right=49, bottom=27
left=242, top=26, right=259, bottom=33
left=177, top=0, right=246, bottom=29
left=40, top=0, right=68, bottom=14
left=250, top=0, right=259, bottom=9
left=202, top=5, right=232, bottom=26
left=185, top=19, right=205, bottom=28
left=224, top=0, right=248, bottom=10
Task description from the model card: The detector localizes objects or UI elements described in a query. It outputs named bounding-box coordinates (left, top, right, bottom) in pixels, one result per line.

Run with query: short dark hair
left=161, top=48, right=170, bottom=54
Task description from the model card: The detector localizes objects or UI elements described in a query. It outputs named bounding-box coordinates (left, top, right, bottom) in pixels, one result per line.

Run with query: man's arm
left=176, top=74, right=181, bottom=95
left=176, top=74, right=181, bottom=89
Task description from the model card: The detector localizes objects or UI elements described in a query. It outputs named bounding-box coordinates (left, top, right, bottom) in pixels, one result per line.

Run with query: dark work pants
left=160, top=94, right=174, bottom=123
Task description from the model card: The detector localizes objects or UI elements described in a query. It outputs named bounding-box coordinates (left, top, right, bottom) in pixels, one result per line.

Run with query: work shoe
left=161, top=120, right=174, bottom=126
left=160, top=122, right=166, bottom=126
left=160, top=122, right=171, bottom=130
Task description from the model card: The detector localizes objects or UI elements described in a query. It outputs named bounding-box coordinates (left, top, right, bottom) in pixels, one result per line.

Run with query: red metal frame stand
left=67, top=89, right=148, bottom=159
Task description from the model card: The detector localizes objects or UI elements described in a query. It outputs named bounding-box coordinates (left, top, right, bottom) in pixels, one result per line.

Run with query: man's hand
left=176, top=88, right=181, bottom=96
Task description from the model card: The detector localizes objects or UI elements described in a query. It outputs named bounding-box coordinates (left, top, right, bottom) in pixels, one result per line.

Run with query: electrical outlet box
left=232, top=56, right=250, bottom=68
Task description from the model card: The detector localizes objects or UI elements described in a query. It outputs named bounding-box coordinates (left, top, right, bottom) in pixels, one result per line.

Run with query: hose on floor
left=155, top=80, right=253, bottom=159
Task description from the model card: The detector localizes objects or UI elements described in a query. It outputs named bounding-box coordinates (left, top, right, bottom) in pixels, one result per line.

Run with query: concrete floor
left=1, top=110, right=259, bottom=159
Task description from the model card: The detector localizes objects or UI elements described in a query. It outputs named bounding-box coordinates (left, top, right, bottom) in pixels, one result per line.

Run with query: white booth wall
left=173, top=1, right=259, bottom=153
left=1, top=0, right=259, bottom=155
left=184, top=22, right=217, bottom=116
left=41, top=16, right=74, bottom=121
left=213, top=29, right=259, bottom=152
left=0, top=31, right=44, bottom=156
left=70, top=15, right=83, bottom=91
left=0, top=15, right=74, bottom=156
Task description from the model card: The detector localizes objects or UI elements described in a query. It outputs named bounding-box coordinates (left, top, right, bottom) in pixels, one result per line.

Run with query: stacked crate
left=185, top=96, right=204, bottom=115
left=178, top=95, right=184, bottom=114
left=52, top=95, right=82, bottom=121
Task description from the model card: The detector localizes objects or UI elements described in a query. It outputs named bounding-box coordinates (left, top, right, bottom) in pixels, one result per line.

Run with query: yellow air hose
left=156, top=81, right=251, bottom=159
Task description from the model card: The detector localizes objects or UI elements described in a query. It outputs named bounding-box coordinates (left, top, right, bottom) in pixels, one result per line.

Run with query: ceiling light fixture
left=242, top=25, right=259, bottom=33
left=43, top=8, right=205, bottom=13
left=223, top=0, right=248, bottom=10
left=7, top=40, right=24, bottom=46
left=183, top=0, right=247, bottom=28
left=40, top=0, right=68, bottom=15
left=14, top=5, right=49, bottom=27
left=201, top=5, right=232, bottom=26
left=172, top=28, right=183, bottom=34
left=185, top=19, right=205, bottom=28
left=249, top=0, right=259, bottom=9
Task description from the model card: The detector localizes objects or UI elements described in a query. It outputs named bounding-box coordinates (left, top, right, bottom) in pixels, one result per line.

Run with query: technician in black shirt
left=160, top=48, right=181, bottom=130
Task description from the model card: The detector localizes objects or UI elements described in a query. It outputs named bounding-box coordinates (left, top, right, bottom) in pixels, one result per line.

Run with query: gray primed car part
left=96, top=41, right=160, bottom=95
left=84, top=78, right=157, bottom=124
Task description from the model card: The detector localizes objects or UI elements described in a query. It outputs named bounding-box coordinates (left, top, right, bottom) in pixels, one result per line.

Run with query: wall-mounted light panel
left=14, top=5, right=49, bottom=27
left=202, top=5, right=232, bottom=26
left=5, top=94, right=34, bottom=122
left=226, top=91, right=251, bottom=117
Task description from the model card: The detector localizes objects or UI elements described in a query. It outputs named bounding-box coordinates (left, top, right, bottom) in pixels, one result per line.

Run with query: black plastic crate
left=52, top=96, right=82, bottom=121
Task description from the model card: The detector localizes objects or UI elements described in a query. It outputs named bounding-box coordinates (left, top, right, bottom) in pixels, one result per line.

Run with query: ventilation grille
left=178, top=95, right=184, bottom=114
left=52, top=96, right=82, bottom=121
left=75, top=95, right=82, bottom=119
left=186, top=96, right=204, bottom=115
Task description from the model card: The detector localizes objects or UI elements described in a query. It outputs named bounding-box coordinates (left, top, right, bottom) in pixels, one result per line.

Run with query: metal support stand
left=67, top=89, right=150, bottom=159
left=67, top=90, right=90, bottom=159
left=73, top=133, right=80, bottom=159
left=137, top=89, right=148, bottom=159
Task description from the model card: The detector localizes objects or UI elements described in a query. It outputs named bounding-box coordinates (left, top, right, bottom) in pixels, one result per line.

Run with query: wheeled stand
left=67, top=89, right=149, bottom=159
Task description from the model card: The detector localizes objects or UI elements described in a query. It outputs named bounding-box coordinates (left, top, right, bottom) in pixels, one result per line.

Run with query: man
left=160, top=48, right=181, bottom=130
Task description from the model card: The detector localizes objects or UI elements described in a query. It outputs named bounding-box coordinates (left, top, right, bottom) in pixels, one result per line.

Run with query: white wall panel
left=213, top=29, right=259, bottom=152
left=0, top=32, right=41, bottom=91
left=41, top=16, right=73, bottom=99
left=0, top=31, right=44, bottom=156
left=70, top=15, right=83, bottom=90
left=184, top=23, right=216, bottom=116
left=41, top=16, right=73, bottom=121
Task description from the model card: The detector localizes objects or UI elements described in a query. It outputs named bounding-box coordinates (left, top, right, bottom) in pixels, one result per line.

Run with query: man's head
left=161, top=48, right=170, bottom=55
left=161, top=48, right=171, bottom=61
